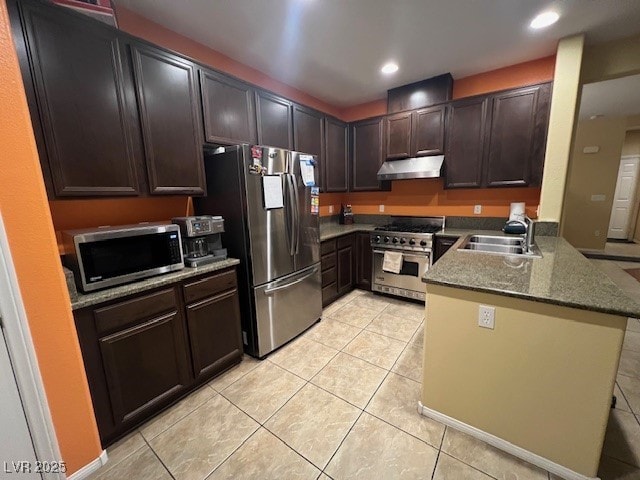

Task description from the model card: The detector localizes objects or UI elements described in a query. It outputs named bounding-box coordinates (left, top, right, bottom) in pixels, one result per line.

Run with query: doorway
left=608, top=154, right=640, bottom=240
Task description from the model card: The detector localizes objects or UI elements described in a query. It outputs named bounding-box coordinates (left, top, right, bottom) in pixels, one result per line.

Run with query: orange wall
left=452, top=55, right=556, bottom=99
left=0, top=0, right=101, bottom=474
left=320, top=181, right=540, bottom=218
left=326, top=55, right=556, bottom=218
left=51, top=197, right=193, bottom=254
left=115, top=6, right=342, bottom=119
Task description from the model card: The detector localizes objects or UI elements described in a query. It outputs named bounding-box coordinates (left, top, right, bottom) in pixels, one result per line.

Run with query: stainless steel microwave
left=62, top=224, right=184, bottom=293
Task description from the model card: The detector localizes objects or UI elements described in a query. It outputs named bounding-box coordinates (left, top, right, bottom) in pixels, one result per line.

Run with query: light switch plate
left=328, top=205, right=334, bottom=214
left=379, top=204, right=385, bottom=212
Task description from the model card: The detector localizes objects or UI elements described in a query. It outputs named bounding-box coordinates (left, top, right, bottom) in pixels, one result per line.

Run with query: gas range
left=370, top=217, right=445, bottom=301
left=370, top=217, right=445, bottom=251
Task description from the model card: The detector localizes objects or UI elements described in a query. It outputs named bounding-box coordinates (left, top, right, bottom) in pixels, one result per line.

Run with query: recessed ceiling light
left=381, top=62, right=399, bottom=74
left=530, top=11, right=559, bottom=29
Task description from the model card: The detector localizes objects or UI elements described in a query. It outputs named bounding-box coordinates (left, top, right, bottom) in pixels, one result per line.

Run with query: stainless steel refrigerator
left=195, top=145, right=322, bottom=358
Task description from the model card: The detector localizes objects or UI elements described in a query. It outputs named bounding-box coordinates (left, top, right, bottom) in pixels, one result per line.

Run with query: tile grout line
left=140, top=431, right=177, bottom=480
left=201, top=423, right=262, bottom=480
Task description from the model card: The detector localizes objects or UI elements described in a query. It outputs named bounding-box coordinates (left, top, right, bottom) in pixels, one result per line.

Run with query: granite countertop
left=70, top=258, right=241, bottom=310
left=435, top=228, right=514, bottom=238
left=424, top=235, right=640, bottom=318
left=320, top=223, right=377, bottom=241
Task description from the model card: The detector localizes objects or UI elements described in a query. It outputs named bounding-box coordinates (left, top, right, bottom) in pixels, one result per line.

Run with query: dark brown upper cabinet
left=385, top=111, right=412, bottom=159
left=444, top=97, right=489, bottom=188
left=484, top=83, right=552, bottom=188
left=200, top=69, right=258, bottom=145
left=385, top=105, right=445, bottom=160
left=324, top=117, right=349, bottom=192
left=199, top=68, right=257, bottom=145
left=16, top=1, right=141, bottom=197
left=412, top=105, right=446, bottom=157
left=130, top=42, right=206, bottom=195
left=255, top=90, right=293, bottom=149
left=293, top=104, right=324, bottom=189
left=351, top=117, right=387, bottom=191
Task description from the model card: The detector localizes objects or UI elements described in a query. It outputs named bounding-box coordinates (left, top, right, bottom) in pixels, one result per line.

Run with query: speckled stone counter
left=424, top=236, right=640, bottom=318
left=70, top=258, right=241, bottom=310
left=319, top=224, right=377, bottom=241
left=435, top=228, right=514, bottom=238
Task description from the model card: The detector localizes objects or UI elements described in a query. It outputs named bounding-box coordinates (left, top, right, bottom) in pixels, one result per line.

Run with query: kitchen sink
left=458, top=235, right=542, bottom=258
left=467, top=235, right=523, bottom=246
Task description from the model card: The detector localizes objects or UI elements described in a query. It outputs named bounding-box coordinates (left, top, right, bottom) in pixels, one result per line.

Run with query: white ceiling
left=579, top=75, right=640, bottom=120
left=116, top=0, right=640, bottom=107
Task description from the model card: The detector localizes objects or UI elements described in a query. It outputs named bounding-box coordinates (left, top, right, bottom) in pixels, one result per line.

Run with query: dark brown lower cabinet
left=321, top=232, right=371, bottom=306
left=356, top=232, right=373, bottom=290
left=74, top=267, right=242, bottom=446
left=337, top=235, right=354, bottom=295
left=99, top=309, right=191, bottom=425
left=185, top=289, right=242, bottom=380
left=433, top=235, right=460, bottom=263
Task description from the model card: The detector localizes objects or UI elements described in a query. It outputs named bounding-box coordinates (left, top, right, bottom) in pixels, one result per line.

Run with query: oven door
left=372, top=249, right=430, bottom=300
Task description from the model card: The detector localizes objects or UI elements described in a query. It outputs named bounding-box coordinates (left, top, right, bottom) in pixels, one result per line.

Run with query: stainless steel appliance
left=171, top=216, right=227, bottom=267
left=371, top=216, right=445, bottom=301
left=62, top=223, right=183, bottom=292
left=195, top=145, right=322, bottom=358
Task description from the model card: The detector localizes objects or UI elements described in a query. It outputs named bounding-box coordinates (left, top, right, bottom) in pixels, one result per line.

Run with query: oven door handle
left=373, top=250, right=430, bottom=260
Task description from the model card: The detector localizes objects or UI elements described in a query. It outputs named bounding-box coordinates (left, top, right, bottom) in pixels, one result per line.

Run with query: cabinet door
left=18, top=2, right=140, bottom=197
left=484, top=85, right=542, bottom=187
left=200, top=69, right=256, bottom=145
left=529, top=83, right=552, bottom=187
left=324, top=117, right=349, bottom=192
left=185, top=289, right=243, bottom=380
left=355, top=233, right=373, bottom=290
left=445, top=97, right=489, bottom=189
left=255, top=90, right=293, bottom=149
left=293, top=104, right=324, bottom=189
left=351, top=117, right=386, bottom=191
left=130, top=42, right=206, bottom=195
left=413, top=105, right=446, bottom=156
left=337, top=246, right=354, bottom=295
left=98, top=310, right=191, bottom=424
left=385, top=111, right=412, bottom=159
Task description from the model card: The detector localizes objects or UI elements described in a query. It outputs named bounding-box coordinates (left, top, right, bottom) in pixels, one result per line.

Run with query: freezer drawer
left=253, top=263, right=322, bottom=357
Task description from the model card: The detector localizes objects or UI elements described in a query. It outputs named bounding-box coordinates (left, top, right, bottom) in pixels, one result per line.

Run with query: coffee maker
left=171, top=216, right=227, bottom=267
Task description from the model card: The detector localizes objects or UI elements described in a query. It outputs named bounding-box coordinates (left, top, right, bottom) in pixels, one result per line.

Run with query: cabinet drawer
left=94, top=288, right=178, bottom=336
left=322, top=266, right=337, bottom=287
left=321, top=239, right=336, bottom=255
left=322, top=282, right=338, bottom=307
left=183, top=268, right=237, bottom=304
left=337, top=235, right=354, bottom=249
left=321, top=252, right=336, bottom=270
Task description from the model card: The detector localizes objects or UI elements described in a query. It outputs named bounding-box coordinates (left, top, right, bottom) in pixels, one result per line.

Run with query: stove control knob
left=399, top=238, right=406, bottom=244
left=420, top=240, right=427, bottom=247
left=384, top=236, right=390, bottom=243
left=392, top=237, right=399, bottom=244
left=409, top=239, right=416, bottom=246
left=374, top=235, right=381, bottom=243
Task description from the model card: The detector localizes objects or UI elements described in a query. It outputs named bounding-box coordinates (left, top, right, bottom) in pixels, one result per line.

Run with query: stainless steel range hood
left=377, top=155, right=444, bottom=181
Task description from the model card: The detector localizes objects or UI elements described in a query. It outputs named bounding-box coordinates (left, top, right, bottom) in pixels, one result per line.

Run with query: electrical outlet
left=328, top=205, right=334, bottom=214
left=595, top=230, right=600, bottom=237
left=478, top=305, right=495, bottom=329
left=379, top=204, right=385, bottom=212
left=474, top=205, right=482, bottom=215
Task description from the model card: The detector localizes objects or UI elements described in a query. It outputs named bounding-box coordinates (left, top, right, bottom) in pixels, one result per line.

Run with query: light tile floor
left=89, top=289, right=640, bottom=480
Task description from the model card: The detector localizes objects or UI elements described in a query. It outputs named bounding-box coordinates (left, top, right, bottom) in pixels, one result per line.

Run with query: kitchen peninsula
left=421, top=236, right=640, bottom=480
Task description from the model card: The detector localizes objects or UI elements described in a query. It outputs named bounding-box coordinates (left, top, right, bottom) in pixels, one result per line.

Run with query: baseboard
left=67, top=450, right=108, bottom=480
left=418, top=402, right=599, bottom=480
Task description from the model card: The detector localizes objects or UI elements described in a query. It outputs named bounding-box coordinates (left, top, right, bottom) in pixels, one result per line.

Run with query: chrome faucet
left=522, top=216, right=536, bottom=254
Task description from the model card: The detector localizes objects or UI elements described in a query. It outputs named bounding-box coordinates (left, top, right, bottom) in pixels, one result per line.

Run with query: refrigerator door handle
left=263, top=266, right=320, bottom=295
left=291, top=173, right=300, bottom=254
left=285, top=174, right=297, bottom=256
